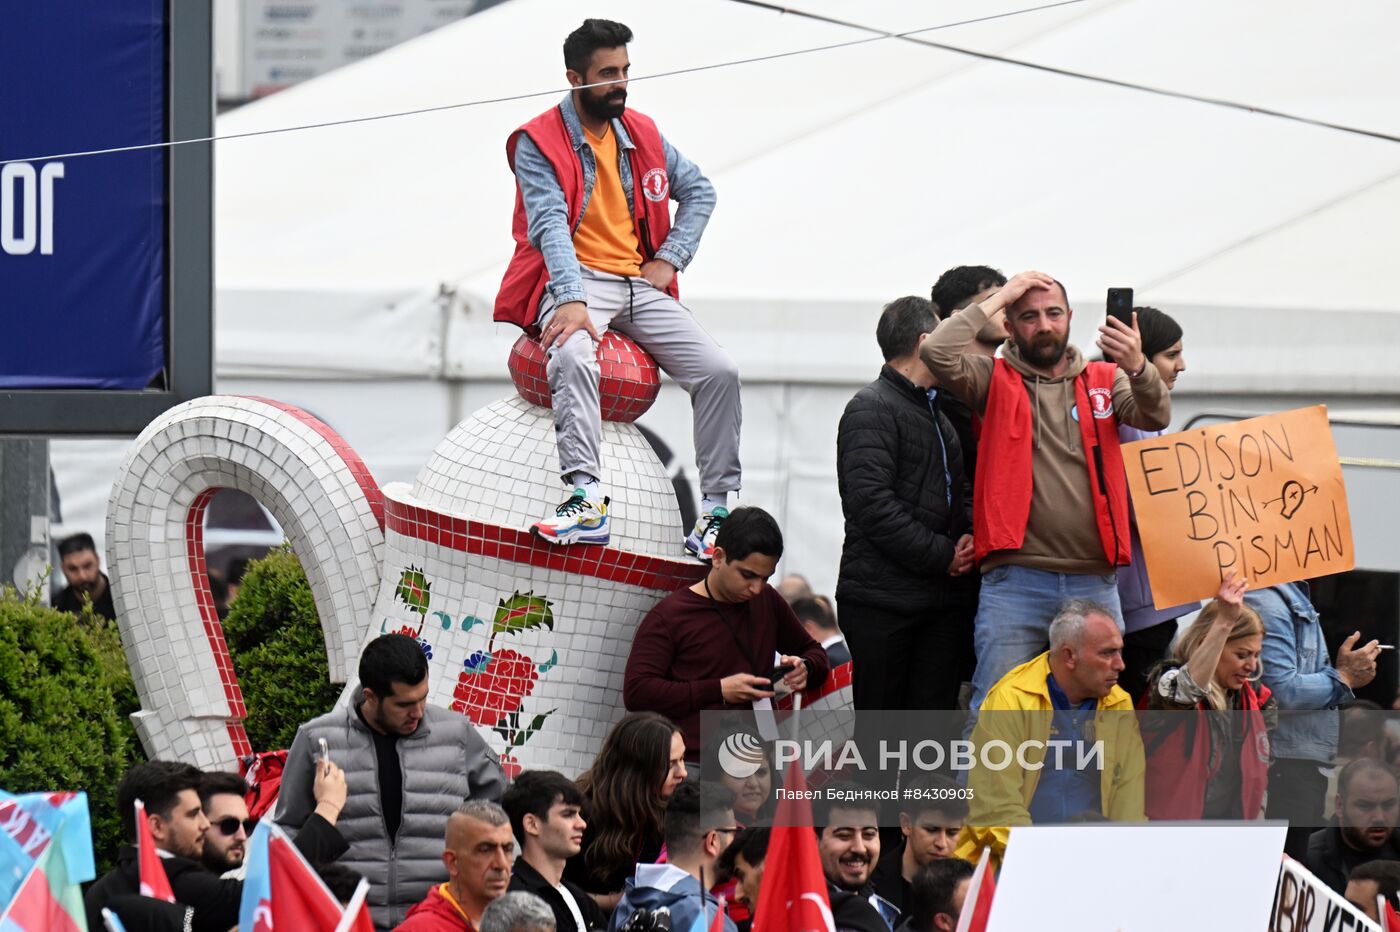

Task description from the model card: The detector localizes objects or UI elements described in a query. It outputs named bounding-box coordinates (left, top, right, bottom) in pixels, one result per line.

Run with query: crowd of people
left=81, top=629, right=981, bottom=932
left=50, top=13, right=1400, bottom=932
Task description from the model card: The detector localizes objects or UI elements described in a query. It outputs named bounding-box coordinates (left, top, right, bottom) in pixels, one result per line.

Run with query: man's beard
left=578, top=85, right=627, bottom=120
left=1015, top=331, right=1068, bottom=368
left=202, top=842, right=244, bottom=873
left=1342, top=824, right=1393, bottom=852
left=837, top=855, right=871, bottom=889
left=168, top=833, right=203, bottom=861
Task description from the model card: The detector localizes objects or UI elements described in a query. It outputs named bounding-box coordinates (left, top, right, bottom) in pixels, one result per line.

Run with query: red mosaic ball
left=509, top=332, right=661, bottom=423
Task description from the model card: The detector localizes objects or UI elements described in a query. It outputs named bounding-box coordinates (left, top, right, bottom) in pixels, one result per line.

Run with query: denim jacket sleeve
left=1255, top=587, right=1352, bottom=710
left=653, top=133, right=715, bottom=272
left=513, top=134, right=588, bottom=306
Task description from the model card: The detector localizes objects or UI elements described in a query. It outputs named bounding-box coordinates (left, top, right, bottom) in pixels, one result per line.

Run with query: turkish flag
left=134, top=799, right=176, bottom=903
left=752, top=763, right=834, bottom=932
left=954, top=848, right=996, bottom=932
left=267, top=833, right=374, bottom=931
left=710, top=896, right=728, bottom=932
left=1381, top=895, right=1400, bottom=932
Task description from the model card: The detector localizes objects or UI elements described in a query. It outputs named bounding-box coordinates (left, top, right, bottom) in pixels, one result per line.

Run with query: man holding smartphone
left=920, top=271, right=1171, bottom=713
left=622, top=507, right=829, bottom=760
left=275, top=634, right=505, bottom=929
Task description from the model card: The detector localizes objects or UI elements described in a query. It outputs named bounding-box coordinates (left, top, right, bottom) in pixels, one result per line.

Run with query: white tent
left=55, top=0, right=1400, bottom=596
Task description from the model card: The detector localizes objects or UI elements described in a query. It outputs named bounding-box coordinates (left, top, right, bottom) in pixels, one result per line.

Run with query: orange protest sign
left=1122, top=406, right=1353, bottom=608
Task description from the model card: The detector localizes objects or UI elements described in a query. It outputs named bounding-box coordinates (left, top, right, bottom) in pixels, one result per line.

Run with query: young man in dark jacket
left=85, top=759, right=348, bottom=932
left=815, top=785, right=901, bottom=932
left=503, top=771, right=605, bottom=932
left=836, top=296, right=973, bottom=711
left=1305, top=758, right=1400, bottom=894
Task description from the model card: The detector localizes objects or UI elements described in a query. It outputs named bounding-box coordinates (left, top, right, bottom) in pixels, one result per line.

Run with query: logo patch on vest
left=641, top=167, right=669, bottom=202
left=1088, top=386, right=1114, bottom=419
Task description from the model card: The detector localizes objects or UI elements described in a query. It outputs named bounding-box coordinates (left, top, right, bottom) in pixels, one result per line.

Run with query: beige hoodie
left=920, top=303, right=1170, bottom=574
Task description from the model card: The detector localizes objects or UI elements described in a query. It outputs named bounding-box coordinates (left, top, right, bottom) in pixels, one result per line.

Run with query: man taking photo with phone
left=622, top=507, right=829, bottom=761
left=920, top=271, right=1170, bottom=713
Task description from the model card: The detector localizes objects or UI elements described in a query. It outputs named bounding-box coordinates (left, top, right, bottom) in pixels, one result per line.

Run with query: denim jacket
left=1250, top=581, right=1351, bottom=763
left=513, top=94, right=716, bottom=306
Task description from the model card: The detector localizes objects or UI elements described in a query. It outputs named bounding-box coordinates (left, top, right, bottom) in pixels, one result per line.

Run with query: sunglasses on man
left=212, top=816, right=257, bottom=837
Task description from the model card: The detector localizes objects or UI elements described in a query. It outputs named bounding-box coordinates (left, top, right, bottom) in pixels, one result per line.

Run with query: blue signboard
left=0, top=2, right=166, bottom=389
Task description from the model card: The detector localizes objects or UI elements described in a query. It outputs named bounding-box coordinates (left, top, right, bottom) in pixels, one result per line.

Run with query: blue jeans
left=968, top=565, right=1123, bottom=712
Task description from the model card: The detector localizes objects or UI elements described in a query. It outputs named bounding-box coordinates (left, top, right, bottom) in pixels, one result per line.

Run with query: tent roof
left=214, top=0, right=1400, bottom=390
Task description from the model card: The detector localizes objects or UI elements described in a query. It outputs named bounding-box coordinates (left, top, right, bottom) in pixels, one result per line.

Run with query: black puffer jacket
left=836, top=365, right=971, bottom=610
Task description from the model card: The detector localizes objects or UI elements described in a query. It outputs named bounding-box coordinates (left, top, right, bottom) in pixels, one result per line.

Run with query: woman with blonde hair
left=1141, top=574, right=1277, bottom=820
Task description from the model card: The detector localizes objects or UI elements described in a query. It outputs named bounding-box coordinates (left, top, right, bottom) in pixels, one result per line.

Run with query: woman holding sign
left=1142, top=574, right=1277, bottom=819
left=1116, top=306, right=1201, bottom=701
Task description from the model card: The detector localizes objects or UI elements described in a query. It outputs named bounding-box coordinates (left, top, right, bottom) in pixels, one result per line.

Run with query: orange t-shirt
left=573, top=123, right=644, bottom=278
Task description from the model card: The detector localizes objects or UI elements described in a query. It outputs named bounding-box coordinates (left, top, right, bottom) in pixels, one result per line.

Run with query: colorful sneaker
left=531, top=489, right=610, bottom=546
left=684, top=506, right=728, bottom=561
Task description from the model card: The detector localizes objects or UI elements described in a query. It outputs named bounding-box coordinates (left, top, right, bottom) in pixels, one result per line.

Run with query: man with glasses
left=198, top=766, right=348, bottom=879
left=199, top=772, right=255, bottom=876
left=609, top=783, right=737, bottom=932
left=86, top=760, right=351, bottom=931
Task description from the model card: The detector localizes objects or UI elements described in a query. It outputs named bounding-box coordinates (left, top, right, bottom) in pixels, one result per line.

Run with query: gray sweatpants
left=541, top=267, right=742, bottom=494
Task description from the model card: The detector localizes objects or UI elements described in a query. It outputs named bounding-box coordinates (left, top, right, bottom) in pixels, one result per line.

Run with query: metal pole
left=0, top=438, right=51, bottom=596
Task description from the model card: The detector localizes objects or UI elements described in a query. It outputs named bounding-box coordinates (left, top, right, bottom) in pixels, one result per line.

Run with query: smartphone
left=1106, top=287, right=1134, bottom=327
left=317, top=738, right=330, bottom=763
left=1103, top=287, right=1134, bottom=363
left=768, top=663, right=796, bottom=685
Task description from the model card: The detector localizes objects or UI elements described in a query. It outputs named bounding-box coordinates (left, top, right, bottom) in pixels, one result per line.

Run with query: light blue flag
left=238, top=820, right=274, bottom=932
left=0, top=791, right=94, bottom=911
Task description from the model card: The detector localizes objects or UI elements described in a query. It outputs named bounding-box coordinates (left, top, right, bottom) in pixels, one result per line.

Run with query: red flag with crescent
left=752, top=762, right=834, bottom=932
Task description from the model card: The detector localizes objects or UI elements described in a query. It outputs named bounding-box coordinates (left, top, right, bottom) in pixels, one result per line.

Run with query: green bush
left=0, top=589, right=142, bottom=870
left=223, top=547, right=340, bottom=752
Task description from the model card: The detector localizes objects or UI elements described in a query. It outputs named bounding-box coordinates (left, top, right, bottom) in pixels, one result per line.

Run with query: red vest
left=494, top=105, right=676, bottom=331
left=1141, top=679, right=1272, bottom=820
left=973, top=359, right=1131, bottom=565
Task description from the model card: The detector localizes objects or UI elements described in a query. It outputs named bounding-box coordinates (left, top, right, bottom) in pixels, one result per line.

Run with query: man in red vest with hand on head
left=921, top=270, right=1171, bottom=712
left=495, top=19, right=738, bottom=561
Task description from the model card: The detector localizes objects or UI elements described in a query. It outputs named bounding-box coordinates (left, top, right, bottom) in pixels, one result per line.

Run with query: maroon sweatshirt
left=623, top=584, right=830, bottom=753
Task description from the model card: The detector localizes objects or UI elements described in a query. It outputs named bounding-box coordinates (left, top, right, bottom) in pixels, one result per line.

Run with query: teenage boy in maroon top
left=623, top=507, right=829, bottom=756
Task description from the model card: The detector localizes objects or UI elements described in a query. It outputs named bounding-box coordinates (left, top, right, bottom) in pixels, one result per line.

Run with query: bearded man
left=495, top=18, right=735, bottom=561
left=920, top=270, right=1170, bottom=712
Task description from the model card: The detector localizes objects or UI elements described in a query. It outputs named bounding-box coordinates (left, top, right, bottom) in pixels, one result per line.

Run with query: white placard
left=1271, top=855, right=1380, bottom=931
left=988, top=824, right=1287, bottom=931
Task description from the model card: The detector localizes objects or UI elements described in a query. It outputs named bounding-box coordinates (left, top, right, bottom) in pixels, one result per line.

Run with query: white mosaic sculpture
left=107, top=335, right=705, bottom=775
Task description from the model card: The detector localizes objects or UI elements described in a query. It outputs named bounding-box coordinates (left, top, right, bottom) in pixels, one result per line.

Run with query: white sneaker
left=684, top=507, right=728, bottom=560
left=530, top=488, right=610, bottom=546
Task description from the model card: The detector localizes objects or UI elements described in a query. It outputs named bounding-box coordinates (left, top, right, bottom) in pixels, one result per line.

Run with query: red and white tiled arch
left=106, top=396, right=385, bottom=771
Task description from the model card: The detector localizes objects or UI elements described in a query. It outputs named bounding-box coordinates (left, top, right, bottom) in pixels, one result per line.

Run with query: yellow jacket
left=954, top=652, right=1145, bottom=866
